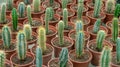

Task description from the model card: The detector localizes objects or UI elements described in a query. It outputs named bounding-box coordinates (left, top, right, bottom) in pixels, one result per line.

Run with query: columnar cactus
left=36, top=46, right=42, bottom=67
left=38, top=27, right=46, bottom=53
left=100, top=46, right=111, bottom=67
left=93, top=19, right=101, bottom=34
left=96, top=30, right=106, bottom=51
left=76, top=20, right=83, bottom=32
left=116, top=37, right=120, bottom=63
left=93, top=0, right=102, bottom=18
left=18, top=2, right=25, bottom=18
left=24, top=0, right=31, bottom=5
left=6, top=0, right=13, bottom=10
left=33, top=0, right=40, bottom=13
left=62, top=0, right=68, bottom=9
left=59, top=48, right=68, bottom=67
left=58, top=21, right=64, bottom=46
left=12, top=8, right=18, bottom=31
left=0, top=3, right=6, bottom=23
left=112, top=18, right=119, bottom=42
left=49, top=0, right=54, bottom=6
left=23, top=24, right=32, bottom=40
left=0, top=51, right=5, bottom=67
left=2, top=26, right=11, bottom=49
left=49, top=7, right=54, bottom=20
left=17, top=31, right=27, bottom=60
left=114, top=4, right=120, bottom=18
left=63, top=8, right=68, bottom=29
left=27, top=5, right=33, bottom=25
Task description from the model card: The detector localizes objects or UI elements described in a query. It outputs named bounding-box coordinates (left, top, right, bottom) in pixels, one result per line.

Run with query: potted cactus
left=10, top=31, right=35, bottom=67
left=114, top=4, right=120, bottom=18
left=87, top=30, right=113, bottom=66
left=48, top=48, right=73, bottom=67
left=51, top=20, right=73, bottom=57
left=23, top=0, right=33, bottom=5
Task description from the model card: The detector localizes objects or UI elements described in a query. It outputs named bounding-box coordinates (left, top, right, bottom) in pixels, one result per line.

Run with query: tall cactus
left=33, top=0, right=40, bottom=13
left=93, top=19, right=101, bottom=34
left=63, top=8, right=68, bottom=29
left=6, top=0, right=13, bottom=10
left=49, top=7, right=54, bottom=20
left=59, top=48, right=68, bottom=67
left=17, top=31, right=27, bottom=60
left=12, top=8, right=18, bottom=31
left=112, top=18, right=119, bottom=43
left=24, top=0, right=31, bottom=5
left=49, top=0, right=54, bottom=6
left=100, top=46, right=111, bottom=67
left=38, top=27, right=46, bottom=53
left=58, top=21, right=64, bottom=46
left=23, top=24, right=32, bottom=40
left=2, top=26, right=11, bottom=49
left=62, top=0, right=68, bottom=9
left=27, top=5, right=33, bottom=25
left=96, top=30, right=106, bottom=51
left=0, top=51, right=5, bottom=67
left=0, top=3, right=6, bottom=23
left=116, top=37, right=120, bottom=63
left=76, top=20, right=83, bottom=32
left=93, top=0, right=102, bottom=18
left=18, top=2, right=25, bottom=18
left=36, top=46, right=42, bottom=67
left=114, top=4, right=120, bottom=18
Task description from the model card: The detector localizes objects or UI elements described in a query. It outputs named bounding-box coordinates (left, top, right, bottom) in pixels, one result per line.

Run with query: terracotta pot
left=87, top=39, right=113, bottom=66
left=30, top=65, right=47, bottom=67
left=5, top=60, right=13, bottom=67
left=48, top=58, right=73, bottom=67
left=51, top=36, right=73, bottom=57
left=0, top=16, right=11, bottom=28
left=10, top=52, right=35, bottom=67
left=70, top=16, right=90, bottom=31
left=31, top=44, right=54, bottom=66
left=87, top=25, right=108, bottom=40
left=86, top=11, right=106, bottom=25
left=69, top=50, right=92, bottom=67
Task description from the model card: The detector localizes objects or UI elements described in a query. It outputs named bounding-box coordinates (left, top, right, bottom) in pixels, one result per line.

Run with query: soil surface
left=46, top=29, right=55, bottom=35
left=5, top=63, right=11, bottom=67
left=43, top=1, right=59, bottom=9
left=0, top=19, right=10, bottom=24
left=112, top=55, right=120, bottom=65
left=0, top=43, right=16, bottom=51
left=64, top=25, right=73, bottom=30
left=27, top=35, right=36, bottom=42
left=26, top=20, right=43, bottom=27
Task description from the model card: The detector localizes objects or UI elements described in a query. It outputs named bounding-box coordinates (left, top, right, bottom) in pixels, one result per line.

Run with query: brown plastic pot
left=0, top=16, right=11, bottom=28
left=5, top=60, right=13, bottom=67
left=10, top=52, right=35, bottom=67
left=87, top=25, right=108, bottom=40
left=51, top=36, right=73, bottom=57
left=87, top=39, right=113, bottom=66
left=48, top=58, right=73, bottom=67
left=30, top=65, right=47, bottom=67
left=69, top=50, right=92, bottom=67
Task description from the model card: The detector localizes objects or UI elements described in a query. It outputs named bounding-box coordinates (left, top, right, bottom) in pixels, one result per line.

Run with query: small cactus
left=27, top=5, right=33, bottom=25
left=62, top=0, right=68, bottom=9
left=0, top=51, right=5, bottom=67
left=63, top=8, right=68, bottom=29
left=114, top=4, right=120, bottom=18
left=93, top=19, right=101, bottom=34
left=49, top=7, right=54, bottom=20
left=24, top=0, right=31, bottom=5
left=18, top=2, right=26, bottom=18
left=96, top=30, right=106, bottom=51
left=36, top=46, right=42, bottom=67
left=12, top=8, right=18, bottom=31
left=23, top=24, right=32, bottom=40
left=49, top=0, right=54, bottom=6
left=6, top=0, right=13, bottom=10
left=2, top=26, right=11, bottom=49
left=58, top=21, right=64, bottom=46
left=112, top=18, right=119, bottom=42
left=33, top=0, right=41, bottom=13
left=59, top=48, right=68, bottom=67
left=38, top=27, right=46, bottom=53
left=116, top=37, right=120, bottom=63
left=75, top=20, right=83, bottom=32
left=93, top=0, right=102, bottom=18
left=17, top=31, right=27, bottom=60
left=0, top=3, right=6, bottom=23
left=77, top=2, right=84, bottom=20
left=100, top=46, right=111, bottom=67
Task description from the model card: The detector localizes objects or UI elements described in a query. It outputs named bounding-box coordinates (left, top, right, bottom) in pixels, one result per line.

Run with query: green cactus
left=12, top=8, right=18, bottom=31
left=114, top=4, right=120, bottom=18
left=77, top=2, right=84, bottom=20
left=23, top=24, right=32, bottom=40
left=100, top=46, right=111, bottom=67
left=59, top=48, right=68, bottom=67
left=62, top=0, right=68, bottom=9
left=2, top=26, right=11, bottom=49
left=17, top=31, right=27, bottom=60
left=27, top=5, right=33, bottom=25
left=33, top=0, right=40, bottom=13
left=0, top=3, right=6, bottom=23
left=96, top=30, right=106, bottom=51
left=18, top=2, right=25, bottom=18
left=75, top=20, right=83, bottom=32
left=58, top=21, right=64, bottom=46
left=78, top=0, right=84, bottom=3
left=93, top=19, right=101, bottom=34
left=112, top=18, right=119, bottom=43
left=93, top=0, right=102, bottom=18
left=6, top=0, right=13, bottom=10
left=63, top=8, right=68, bottom=29
left=116, top=37, right=120, bottom=63
left=0, top=51, right=5, bottom=67
left=49, top=0, right=54, bottom=6
left=38, top=27, right=46, bottom=53
left=36, top=46, right=42, bottom=67
left=24, top=0, right=31, bottom=5
left=49, top=7, right=54, bottom=20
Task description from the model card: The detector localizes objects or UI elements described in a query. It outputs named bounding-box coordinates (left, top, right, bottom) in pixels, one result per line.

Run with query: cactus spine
left=63, top=8, right=68, bottom=29
left=36, top=46, right=42, bottom=67
left=12, top=8, right=18, bottom=31
left=59, top=48, right=68, bottom=67
left=116, top=37, right=120, bottom=63
left=58, top=21, right=64, bottom=46
left=17, top=31, right=27, bottom=60
left=93, top=19, right=101, bottom=34
left=7, top=0, right=13, bottom=10
left=0, top=51, right=5, bottom=67
left=76, top=20, right=83, bottom=32
left=50, top=0, right=54, bottom=6
left=112, top=18, right=119, bottom=42
left=2, top=26, right=11, bottom=49
left=24, top=0, right=31, bottom=5
left=23, top=24, right=32, bottom=40
left=38, top=27, right=46, bottom=53
left=62, top=0, right=68, bottom=9
left=114, top=4, right=120, bottom=18
left=33, top=0, right=40, bottom=13
left=100, top=46, right=111, bottom=67
left=27, top=5, right=33, bottom=25
left=18, top=2, right=25, bottom=18
left=0, top=3, right=6, bottom=23
left=93, top=0, right=102, bottom=18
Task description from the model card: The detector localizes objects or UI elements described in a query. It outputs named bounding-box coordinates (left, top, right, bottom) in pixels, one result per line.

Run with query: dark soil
left=105, top=36, right=115, bottom=46
left=64, top=25, right=74, bottom=30
left=10, top=25, right=22, bottom=32
left=5, top=63, right=11, bottom=67
left=46, top=29, right=55, bottom=35
left=43, top=16, right=59, bottom=23
left=27, top=35, right=36, bottom=42
left=112, top=55, right=120, bottom=65
left=71, top=5, right=86, bottom=11
left=26, top=20, right=43, bottom=27
left=43, top=1, right=59, bottom=9
left=0, top=43, right=16, bottom=51
left=0, top=19, right=10, bottom=24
